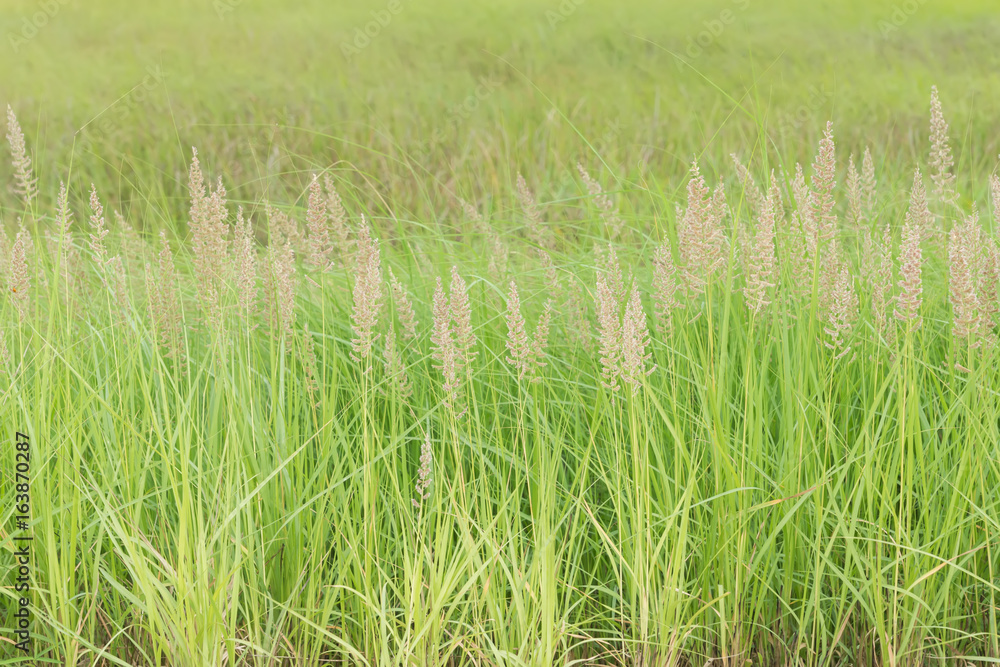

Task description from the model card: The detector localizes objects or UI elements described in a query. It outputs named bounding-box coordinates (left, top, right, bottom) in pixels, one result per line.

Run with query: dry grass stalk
left=948, top=221, right=981, bottom=343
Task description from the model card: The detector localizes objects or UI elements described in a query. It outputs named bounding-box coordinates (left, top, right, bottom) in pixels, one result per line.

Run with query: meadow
left=2, top=0, right=1000, bottom=665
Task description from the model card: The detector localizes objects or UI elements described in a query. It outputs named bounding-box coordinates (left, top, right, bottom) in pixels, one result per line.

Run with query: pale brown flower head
left=147, top=231, right=185, bottom=366
left=504, top=280, right=531, bottom=380
left=595, top=242, right=625, bottom=307
left=5, top=106, right=37, bottom=207
left=621, top=284, right=654, bottom=394
left=88, top=184, right=110, bottom=269
left=978, top=241, right=1000, bottom=338
left=486, top=232, right=509, bottom=285
left=894, top=211, right=923, bottom=329
left=928, top=85, right=957, bottom=205
left=459, top=197, right=490, bottom=235
left=233, top=207, right=259, bottom=321
left=8, top=226, right=30, bottom=320
left=846, top=154, right=862, bottom=228
left=530, top=299, right=553, bottom=380
left=652, top=241, right=681, bottom=337
left=823, top=264, right=858, bottom=357
left=678, top=159, right=727, bottom=294
left=388, top=267, right=418, bottom=340
left=809, top=121, right=837, bottom=241
left=731, top=153, right=765, bottom=216
left=991, top=172, right=1000, bottom=233
left=536, top=248, right=561, bottom=298
left=564, top=280, right=592, bottom=353
left=323, top=174, right=352, bottom=261
left=305, top=175, right=332, bottom=271
left=349, top=219, right=383, bottom=368
left=449, top=265, right=476, bottom=375
left=906, top=166, right=934, bottom=242
left=743, top=172, right=779, bottom=319
left=188, top=150, right=231, bottom=328
left=861, top=147, right=877, bottom=224
left=577, top=163, right=623, bottom=238
left=412, top=431, right=433, bottom=508
left=383, top=325, right=413, bottom=401
left=516, top=172, right=551, bottom=249
left=594, top=272, right=622, bottom=395
left=948, top=222, right=981, bottom=342
left=430, top=277, right=460, bottom=410
left=263, top=235, right=296, bottom=344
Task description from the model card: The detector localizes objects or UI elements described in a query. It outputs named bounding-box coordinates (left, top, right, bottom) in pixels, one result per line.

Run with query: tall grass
left=1, top=87, right=999, bottom=666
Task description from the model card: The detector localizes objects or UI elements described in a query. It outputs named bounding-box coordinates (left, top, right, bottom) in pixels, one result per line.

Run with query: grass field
left=2, top=0, right=1000, bottom=665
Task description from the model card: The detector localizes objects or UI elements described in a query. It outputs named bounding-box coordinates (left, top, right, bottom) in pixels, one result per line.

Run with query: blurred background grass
left=2, top=0, right=1000, bottom=224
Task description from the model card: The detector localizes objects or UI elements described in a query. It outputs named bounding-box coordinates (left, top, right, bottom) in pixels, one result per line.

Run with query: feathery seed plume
left=652, top=241, right=681, bottom=337
left=505, top=280, right=531, bottom=380
left=8, top=227, right=30, bottom=320
left=621, top=285, right=654, bottom=394
left=5, top=106, right=36, bottom=207
left=894, top=211, right=923, bottom=329
left=846, top=154, right=862, bottom=229
left=595, top=273, right=622, bottom=395
left=388, top=267, right=418, bottom=340
left=731, top=154, right=765, bottom=216
left=349, top=220, right=383, bottom=367
left=928, top=86, right=957, bottom=205
left=413, top=431, right=433, bottom=508
left=449, top=265, right=476, bottom=377
left=948, top=223, right=981, bottom=342
left=744, top=173, right=779, bottom=318
left=383, top=325, right=413, bottom=400
left=233, top=207, right=259, bottom=321
left=430, top=277, right=460, bottom=408
left=516, top=173, right=551, bottom=249
left=305, top=175, right=332, bottom=271
left=862, top=147, right=877, bottom=224
left=323, top=174, right=352, bottom=261
left=809, top=121, right=837, bottom=242
left=824, top=265, right=858, bottom=357
left=906, top=167, right=934, bottom=242
left=678, top=159, right=727, bottom=294
left=577, top=163, right=623, bottom=237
